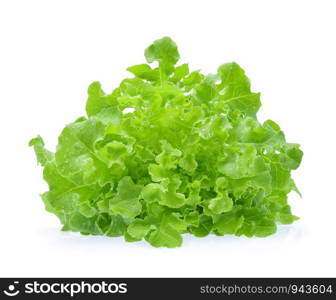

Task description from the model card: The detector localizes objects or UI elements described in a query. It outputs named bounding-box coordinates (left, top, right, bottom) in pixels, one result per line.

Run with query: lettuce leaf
left=30, top=37, right=303, bottom=247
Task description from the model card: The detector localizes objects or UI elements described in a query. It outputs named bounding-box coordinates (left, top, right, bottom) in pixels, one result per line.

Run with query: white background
left=1, top=0, right=335, bottom=277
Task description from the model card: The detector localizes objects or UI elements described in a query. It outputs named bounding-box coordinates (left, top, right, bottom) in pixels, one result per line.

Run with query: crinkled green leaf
left=127, top=64, right=160, bottom=81
left=86, top=81, right=119, bottom=117
left=29, top=136, right=54, bottom=166
left=94, top=214, right=129, bottom=237
left=127, top=219, right=152, bottom=240
left=109, top=176, right=142, bottom=219
left=189, top=215, right=213, bottom=237
left=145, top=213, right=185, bottom=248
left=213, top=209, right=244, bottom=235
left=144, top=36, right=180, bottom=77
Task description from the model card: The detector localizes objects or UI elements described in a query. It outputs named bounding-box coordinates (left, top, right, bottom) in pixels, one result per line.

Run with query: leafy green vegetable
left=30, top=37, right=303, bottom=247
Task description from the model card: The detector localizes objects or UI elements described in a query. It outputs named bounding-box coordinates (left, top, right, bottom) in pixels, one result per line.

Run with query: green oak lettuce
left=30, top=37, right=303, bottom=247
